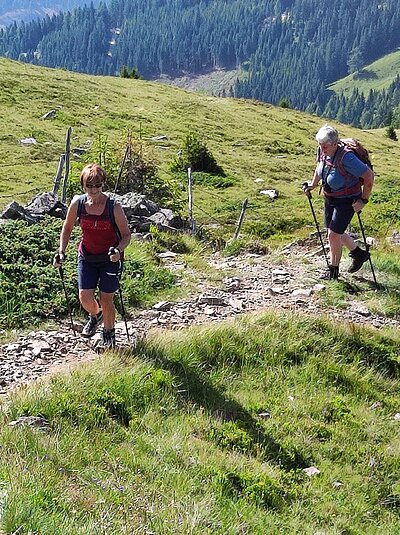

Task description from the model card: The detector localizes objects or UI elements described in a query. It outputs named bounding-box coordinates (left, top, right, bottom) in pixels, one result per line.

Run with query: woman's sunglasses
left=85, top=183, right=103, bottom=189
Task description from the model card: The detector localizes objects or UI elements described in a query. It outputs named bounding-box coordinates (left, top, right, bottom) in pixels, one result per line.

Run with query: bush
left=278, top=98, right=291, bottom=109
left=215, top=469, right=286, bottom=509
left=223, top=237, right=269, bottom=257
left=0, top=219, right=177, bottom=329
left=246, top=215, right=307, bottom=239
left=120, top=65, right=140, bottom=79
left=0, top=218, right=80, bottom=329
left=386, top=125, right=398, bottom=141
left=171, top=132, right=225, bottom=175
left=116, top=139, right=183, bottom=209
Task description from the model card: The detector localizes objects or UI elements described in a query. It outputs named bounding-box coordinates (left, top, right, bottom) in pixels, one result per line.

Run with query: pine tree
left=386, top=125, right=398, bottom=141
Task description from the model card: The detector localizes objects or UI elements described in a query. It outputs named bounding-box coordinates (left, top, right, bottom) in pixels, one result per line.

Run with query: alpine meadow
left=0, top=23, right=399, bottom=535
left=2, top=0, right=400, bottom=128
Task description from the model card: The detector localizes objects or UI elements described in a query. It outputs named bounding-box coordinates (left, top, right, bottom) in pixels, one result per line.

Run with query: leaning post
left=52, top=153, right=66, bottom=195
left=188, top=167, right=196, bottom=235
left=61, top=127, right=72, bottom=204
left=233, top=197, right=248, bottom=240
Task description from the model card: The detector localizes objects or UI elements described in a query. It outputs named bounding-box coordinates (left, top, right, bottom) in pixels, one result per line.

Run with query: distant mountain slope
left=328, top=50, right=400, bottom=97
left=1, top=0, right=399, bottom=127
left=0, top=1, right=100, bottom=26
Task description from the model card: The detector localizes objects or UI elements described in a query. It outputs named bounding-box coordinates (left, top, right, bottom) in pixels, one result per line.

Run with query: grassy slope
left=0, top=57, right=399, bottom=242
left=0, top=313, right=399, bottom=533
left=0, top=58, right=399, bottom=533
left=328, top=50, right=400, bottom=96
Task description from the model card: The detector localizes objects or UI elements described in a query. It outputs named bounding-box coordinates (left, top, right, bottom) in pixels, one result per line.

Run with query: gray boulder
left=110, top=192, right=160, bottom=218
left=0, top=201, right=40, bottom=224
left=148, top=208, right=183, bottom=230
left=25, top=192, right=67, bottom=219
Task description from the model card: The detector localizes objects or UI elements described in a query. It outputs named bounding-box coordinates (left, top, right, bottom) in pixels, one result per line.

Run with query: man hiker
left=53, top=163, right=131, bottom=348
left=302, top=124, right=374, bottom=280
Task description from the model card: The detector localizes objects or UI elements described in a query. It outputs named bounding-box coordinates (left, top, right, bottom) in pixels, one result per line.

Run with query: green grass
left=0, top=56, right=399, bottom=534
left=328, top=50, right=400, bottom=96
left=0, top=57, right=399, bottom=243
left=0, top=311, right=399, bottom=533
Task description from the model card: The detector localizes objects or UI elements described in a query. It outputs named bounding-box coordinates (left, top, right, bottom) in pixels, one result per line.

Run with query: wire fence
left=0, top=159, right=60, bottom=169
left=0, top=188, right=41, bottom=199
left=0, top=144, right=249, bottom=240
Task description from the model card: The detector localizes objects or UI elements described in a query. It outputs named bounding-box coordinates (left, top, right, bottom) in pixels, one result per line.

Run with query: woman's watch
left=361, top=198, right=369, bottom=204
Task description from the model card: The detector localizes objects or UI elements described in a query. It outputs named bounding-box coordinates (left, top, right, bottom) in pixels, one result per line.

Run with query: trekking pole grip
left=302, top=182, right=312, bottom=199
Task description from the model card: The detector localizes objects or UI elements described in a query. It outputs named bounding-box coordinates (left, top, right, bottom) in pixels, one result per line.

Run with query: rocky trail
left=1, top=235, right=399, bottom=397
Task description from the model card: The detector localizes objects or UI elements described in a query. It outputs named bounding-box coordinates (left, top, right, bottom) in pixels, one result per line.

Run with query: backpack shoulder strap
left=106, top=196, right=122, bottom=240
left=77, top=194, right=87, bottom=221
left=336, top=141, right=355, bottom=180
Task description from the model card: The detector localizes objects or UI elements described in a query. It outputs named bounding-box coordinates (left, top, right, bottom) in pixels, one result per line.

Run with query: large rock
left=148, top=208, right=183, bottom=230
left=25, top=192, right=67, bottom=219
left=390, top=230, right=400, bottom=245
left=110, top=192, right=183, bottom=231
left=0, top=201, right=40, bottom=224
left=111, top=192, right=160, bottom=218
left=1, top=190, right=183, bottom=233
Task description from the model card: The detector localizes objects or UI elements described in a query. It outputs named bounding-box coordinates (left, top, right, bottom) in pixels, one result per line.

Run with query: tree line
left=0, top=0, right=400, bottom=128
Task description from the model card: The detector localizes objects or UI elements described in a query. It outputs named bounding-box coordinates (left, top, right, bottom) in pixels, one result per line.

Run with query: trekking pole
left=56, top=258, right=76, bottom=337
left=302, top=183, right=330, bottom=269
left=109, top=248, right=131, bottom=343
left=356, top=211, right=379, bottom=288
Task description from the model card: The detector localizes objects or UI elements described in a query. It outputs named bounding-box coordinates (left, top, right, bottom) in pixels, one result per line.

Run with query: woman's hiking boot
left=102, top=328, right=116, bottom=349
left=348, top=246, right=370, bottom=273
left=321, top=265, right=339, bottom=280
left=81, top=310, right=103, bottom=337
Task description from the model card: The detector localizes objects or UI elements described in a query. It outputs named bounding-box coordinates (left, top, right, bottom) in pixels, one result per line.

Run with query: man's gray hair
left=315, top=124, right=339, bottom=144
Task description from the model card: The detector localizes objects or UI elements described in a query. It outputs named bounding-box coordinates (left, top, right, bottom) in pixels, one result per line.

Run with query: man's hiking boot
left=348, top=246, right=370, bottom=273
left=321, top=265, right=339, bottom=280
left=82, top=310, right=103, bottom=337
left=102, top=328, right=116, bottom=349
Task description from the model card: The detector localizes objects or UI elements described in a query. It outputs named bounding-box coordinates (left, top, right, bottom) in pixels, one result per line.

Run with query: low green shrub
left=246, top=215, right=307, bottom=239
left=223, top=237, right=269, bottom=257
left=192, top=171, right=236, bottom=188
left=0, top=219, right=177, bottom=329
left=215, top=469, right=287, bottom=509
left=322, top=396, right=352, bottom=423
left=208, top=421, right=252, bottom=453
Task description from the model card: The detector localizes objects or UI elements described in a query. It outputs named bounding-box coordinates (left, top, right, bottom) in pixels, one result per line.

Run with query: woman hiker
left=53, top=163, right=131, bottom=347
left=302, top=124, right=374, bottom=280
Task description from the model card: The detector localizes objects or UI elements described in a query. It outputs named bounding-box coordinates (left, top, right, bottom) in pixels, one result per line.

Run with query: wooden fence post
left=233, top=197, right=248, bottom=239
left=188, top=167, right=196, bottom=235
left=61, top=127, right=72, bottom=204
left=114, top=143, right=130, bottom=193
left=52, top=153, right=65, bottom=195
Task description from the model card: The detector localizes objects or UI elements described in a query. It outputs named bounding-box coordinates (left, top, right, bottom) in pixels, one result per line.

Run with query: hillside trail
left=0, top=234, right=398, bottom=397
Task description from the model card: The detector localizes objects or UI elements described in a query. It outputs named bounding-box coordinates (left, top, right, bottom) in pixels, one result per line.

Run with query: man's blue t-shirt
left=316, top=152, right=369, bottom=198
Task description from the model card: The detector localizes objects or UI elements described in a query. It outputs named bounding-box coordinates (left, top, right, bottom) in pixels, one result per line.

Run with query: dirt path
left=1, top=242, right=398, bottom=397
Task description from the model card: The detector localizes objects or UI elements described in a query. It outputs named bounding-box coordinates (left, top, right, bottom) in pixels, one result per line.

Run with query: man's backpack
left=318, top=138, right=373, bottom=197
left=77, top=194, right=121, bottom=240
left=336, top=138, right=373, bottom=179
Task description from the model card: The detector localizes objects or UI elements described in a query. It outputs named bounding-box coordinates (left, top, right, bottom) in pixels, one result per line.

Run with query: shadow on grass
left=134, top=341, right=311, bottom=472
